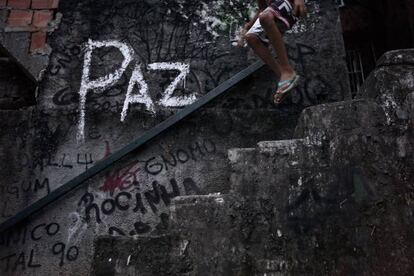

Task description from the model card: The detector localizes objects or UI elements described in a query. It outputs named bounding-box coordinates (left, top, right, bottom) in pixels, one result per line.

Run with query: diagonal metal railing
left=0, top=60, right=264, bottom=232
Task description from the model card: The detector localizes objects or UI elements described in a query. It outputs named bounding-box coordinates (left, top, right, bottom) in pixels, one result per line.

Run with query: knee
left=245, top=33, right=260, bottom=46
left=259, top=11, right=274, bottom=27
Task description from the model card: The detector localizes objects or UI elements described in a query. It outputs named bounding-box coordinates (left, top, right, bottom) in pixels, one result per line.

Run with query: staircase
left=0, top=48, right=413, bottom=275
left=90, top=49, right=414, bottom=275
left=1, top=0, right=413, bottom=273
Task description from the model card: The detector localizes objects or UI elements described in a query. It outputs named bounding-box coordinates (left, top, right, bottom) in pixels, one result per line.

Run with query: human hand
left=293, top=0, right=307, bottom=18
left=236, top=24, right=249, bottom=48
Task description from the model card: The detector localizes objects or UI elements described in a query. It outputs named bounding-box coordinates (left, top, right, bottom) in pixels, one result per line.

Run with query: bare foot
left=279, top=67, right=297, bottom=82
left=274, top=74, right=300, bottom=105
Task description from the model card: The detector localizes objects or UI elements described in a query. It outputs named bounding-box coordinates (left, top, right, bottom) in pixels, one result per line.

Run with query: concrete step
left=294, top=99, right=387, bottom=143
left=91, top=235, right=184, bottom=276
left=89, top=194, right=248, bottom=275
left=0, top=106, right=299, bottom=234
left=88, top=93, right=414, bottom=275
left=229, top=139, right=304, bottom=199
left=226, top=138, right=331, bottom=272
left=90, top=192, right=296, bottom=275
left=357, top=49, right=414, bottom=127
left=228, top=138, right=327, bottom=199
left=85, top=52, right=414, bottom=276
left=220, top=97, right=414, bottom=274
left=0, top=92, right=306, bottom=276
left=155, top=139, right=328, bottom=275
left=169, top=194, right=248, bottom=275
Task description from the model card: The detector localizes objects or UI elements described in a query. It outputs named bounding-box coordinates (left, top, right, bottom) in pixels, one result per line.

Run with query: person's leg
left=259, top=10, right=296, bottom=81
left=245, top=33, right=281, bottom=79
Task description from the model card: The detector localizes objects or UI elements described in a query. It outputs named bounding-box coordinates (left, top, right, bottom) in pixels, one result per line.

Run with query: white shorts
left=246, top=18, right=270, bottom=44
left=246, top=4, right=292, bottom=45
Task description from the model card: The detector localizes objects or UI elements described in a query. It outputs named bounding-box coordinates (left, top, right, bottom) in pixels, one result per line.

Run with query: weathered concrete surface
left=168, top=194, right=249, bottom=275
left=38, top=0, right=349, bottom=109
left=177, top=100, right=412, bottom=275
left=0, top=81, right=301, bottom=276
left=92, top=194, right=250, bottom=276
left=92, top=235, right=182, bottom=276
left=0, top=58, right=36, bottom=109
left=89, top=50, right=414, bottom=275
left=0, top=109, right=34, bottom=218
left=0, top=0, right=351, bottom=275
left=294, top=99, right=387, bottom=142
left=0, top=70, right=302, bottom=221
left=126, top=100, right=412, bottom=275
left=0, top=0, right=349, bottom=216
left=358, top=49, right=414, bottom=126
left=1, top=0, right=347, bottom=197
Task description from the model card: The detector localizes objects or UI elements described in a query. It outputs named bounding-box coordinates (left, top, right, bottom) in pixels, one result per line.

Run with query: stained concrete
left=90, top=50, right=414, bottom=275
left=0, top=58, right=36, bottom=109
left=0, top=0, right=354, bottom=275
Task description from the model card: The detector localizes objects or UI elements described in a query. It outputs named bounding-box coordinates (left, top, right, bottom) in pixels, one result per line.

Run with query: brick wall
left=0, top=0, right=59, bottom=53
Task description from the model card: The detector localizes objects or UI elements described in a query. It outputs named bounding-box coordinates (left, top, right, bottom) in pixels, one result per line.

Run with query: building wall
left=0, top=54, right=35, bottom=109
left=0, top=0, right=59, bottom=53
left=0, top=0, right=350, bottom=275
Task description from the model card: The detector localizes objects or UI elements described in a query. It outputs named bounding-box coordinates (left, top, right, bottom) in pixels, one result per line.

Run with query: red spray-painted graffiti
left=100, top=142, right=140, bottom=195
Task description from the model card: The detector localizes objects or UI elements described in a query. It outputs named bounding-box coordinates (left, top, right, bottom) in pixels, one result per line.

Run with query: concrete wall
left=0, top=0, right=350, bottom=275
left=88, top=50, right=414, bottom=276
left=0, top=57, right=35, bottom=109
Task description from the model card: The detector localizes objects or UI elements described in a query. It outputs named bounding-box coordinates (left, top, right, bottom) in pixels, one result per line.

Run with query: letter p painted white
left=77, top=40, right=134, bottom=141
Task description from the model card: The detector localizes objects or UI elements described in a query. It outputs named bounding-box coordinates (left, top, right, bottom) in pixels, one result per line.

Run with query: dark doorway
left=339, top=0, right=414, bottom=95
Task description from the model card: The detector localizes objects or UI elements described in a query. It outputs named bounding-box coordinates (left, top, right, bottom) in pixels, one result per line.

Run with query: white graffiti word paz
left=78, top=39, right=192, bottom=141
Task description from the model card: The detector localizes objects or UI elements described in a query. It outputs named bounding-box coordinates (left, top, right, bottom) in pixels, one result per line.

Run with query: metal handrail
left=0, top=60, right=264, bottom=232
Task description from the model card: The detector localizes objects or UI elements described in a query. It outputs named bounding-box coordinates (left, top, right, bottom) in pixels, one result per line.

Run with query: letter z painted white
left=148, top=62, right=194, bottom=107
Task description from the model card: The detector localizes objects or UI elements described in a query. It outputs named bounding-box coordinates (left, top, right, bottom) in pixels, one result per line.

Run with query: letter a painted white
left=121, top=64, right=155, bottom=122
left=148, top=62, right=194, bottom=107
left=77, top=40, right=134, bottom=141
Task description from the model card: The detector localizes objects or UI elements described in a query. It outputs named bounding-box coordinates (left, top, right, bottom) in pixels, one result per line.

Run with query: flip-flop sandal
left=273, top=75, right=300, bottom=105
